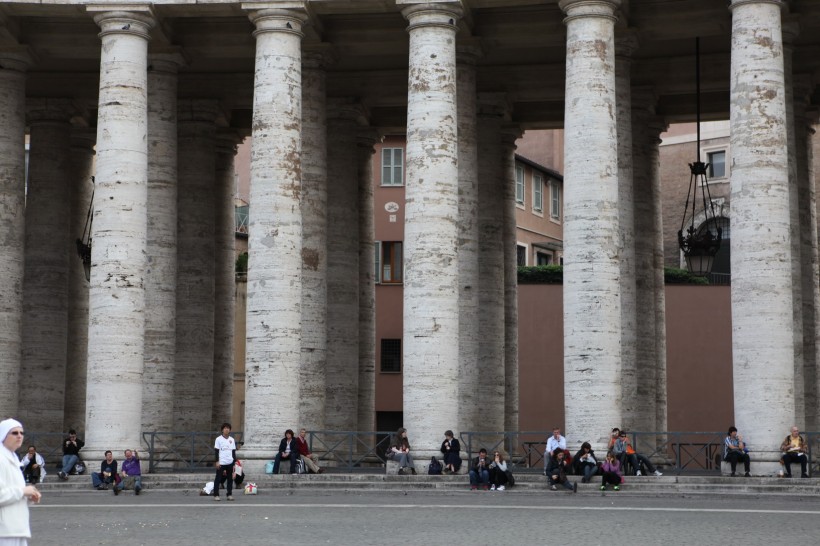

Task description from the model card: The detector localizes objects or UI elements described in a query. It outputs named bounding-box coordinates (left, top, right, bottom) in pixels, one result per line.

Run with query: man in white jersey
left=213, top=422, right=237, bottom=501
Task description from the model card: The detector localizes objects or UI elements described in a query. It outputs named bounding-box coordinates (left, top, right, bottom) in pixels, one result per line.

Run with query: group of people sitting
left=269, top=427, right=325, bottom=475
left=723, top=425, right=811, bottom=478
left=542, top=427, right=663, bottom=493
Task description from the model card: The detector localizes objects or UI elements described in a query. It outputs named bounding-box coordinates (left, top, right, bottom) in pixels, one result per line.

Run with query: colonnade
left=0, top=0, right=816, bottom=475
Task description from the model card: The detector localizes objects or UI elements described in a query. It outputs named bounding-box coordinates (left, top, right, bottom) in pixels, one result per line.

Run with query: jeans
left=620, top=452, right=656, bottom=474
left=61, top=454, right=79, bottom=475
left=469, top=469, right=489, bottom=486
left=213, top=463, right=234, bottom=497
left=724, top=451, right=750, bottom=474
left=389, top=451, right=414, bottom=469
left=115, top=475, right=142, bottom=492
left=581, top=463, right=598, bottom=482
left=91, top=472, right=114, bottom=488
left=272, top=452, right=298, bottom=474
left=548, top=474, right=573, bottom=490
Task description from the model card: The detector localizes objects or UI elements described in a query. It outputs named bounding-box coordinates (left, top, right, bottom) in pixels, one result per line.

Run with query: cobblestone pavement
left=29, top=490, right=820, bottom=545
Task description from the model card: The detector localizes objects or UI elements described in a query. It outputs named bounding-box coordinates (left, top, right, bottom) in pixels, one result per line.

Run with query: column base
left=236, top=445, right=278, bottom=475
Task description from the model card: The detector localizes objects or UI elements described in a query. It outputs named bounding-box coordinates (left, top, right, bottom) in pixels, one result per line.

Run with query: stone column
left=559, top=0, right=622, bottom=447
left=142, top=54, right=182, bottom=433
left=357, top=128, right=380, bottom=434
left=0, top=52, right=28, bottom=420
left=300, top=49, right=330, bottom=431
left=243, top=8, right=306, bottom=468
left=615, top=34, right=638, bottom=430
left=19, top=101, right=73, bottom=432
left=477, top=95, right=507, bottom=433
left=793, top=78, right=820, bottom=430
left=457, top=44, right=481, bottom=434
left=729, top=0, right=794, bottom=470
left=213, top=131, right=239, bottom=429
left=649, top=118, right=668, bottom=435
left=400, top=1, right=462, bottom=457
left=502, top=127, right=521, bottom=434
left=783, top=23, right=804, bottom=426
left=64, top=129, right=95, bottom=432
left=325, top=101, right=361, bottom=432
left=85, top=9, right=154, bottom=459
left=173, top=99, right=218, bottom=433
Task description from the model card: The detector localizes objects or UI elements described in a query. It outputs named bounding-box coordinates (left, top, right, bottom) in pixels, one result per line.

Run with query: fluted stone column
left=615, top=34, right=638, bottom=430
left=793, top=78, right=820, bottom=430
left=213, top=132, right=239, bottom=429
left=142, top=55, right=181, bottom=433
left=0, top=52, right=28, bottom=419
left=559, top=0, right=622, bottom=447
left=64, top=129, right=95, bottom=432
left=400, top=1, right=462, bottom=457
left=633, top=95, right=666, bottom=435
left=19, top=102, right=73, bottom=432
left=729, top=0, right=794, bottom=470
left=173, top=99, right=218, bottom=433
left=357, top=129, right=379, bottom=434
left=244, top=8, right=306, bottom=469
left=650, top=119, right=668, bottom=435
left=325, top=102, right=361, bottom=431
left=457, top=45, right=481, bottom=434
left=783, top=23, right=804, bottom=426
left=300, top=51, right=330, bottom=431
left=85, top=9, right=154, bottom=459
left=502, top=127, right=521, bottom=434
left=477, top=96, right=506, bottom=432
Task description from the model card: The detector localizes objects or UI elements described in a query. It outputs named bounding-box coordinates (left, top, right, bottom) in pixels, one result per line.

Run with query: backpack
left=295, top=458, right=306, bottom=474
left=428, top=456, right=443, bottom=475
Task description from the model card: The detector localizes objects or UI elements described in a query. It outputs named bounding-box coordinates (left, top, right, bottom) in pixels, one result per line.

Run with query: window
left=380, top=339, right=402, bottom=373
left=516, top=244, right=527, bottom=266
left=381, top=148, right=404, bottom=186
left=533, top=174, right=543, bottom=212
left=536, top=252, right=552, bottom=265
left=550, top=180, right=561, bottom=220
left=235, top=205, right=249, bottom=234
left=515, top=165, right=525, bottom=204
left=707, top=150, right=726, bottom=179
left=375, top=241, right=403, bottom=284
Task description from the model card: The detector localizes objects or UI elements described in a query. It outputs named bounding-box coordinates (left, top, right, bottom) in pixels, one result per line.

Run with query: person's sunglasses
left=9, top=431, right=24, bottom=436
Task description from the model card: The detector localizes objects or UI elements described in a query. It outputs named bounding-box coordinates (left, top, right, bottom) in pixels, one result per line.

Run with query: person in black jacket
left=58, top=429, right=84, bottom=480
left=572, top=442, right=599, bottom=483
left=546, top=450, right=576, bottom=492
left=271, top=429, right=299, bottom=474
left=440, top=430, right=462, bottom=474
left=91, top=450, right=117, bottom=490
left=468, top=448, right=491, bottom=490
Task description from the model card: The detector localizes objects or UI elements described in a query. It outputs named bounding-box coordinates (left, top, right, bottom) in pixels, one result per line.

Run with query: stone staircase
left=33, top=472, right=820, bottom=497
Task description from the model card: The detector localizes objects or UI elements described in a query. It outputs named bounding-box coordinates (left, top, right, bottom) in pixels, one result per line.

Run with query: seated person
left=468, top=448, right=491, bottom=490
left=573, top=442, right=599, bottom=483
left=543, top=427, right=567, bottom=474
left=780, top=426, right=809, bottom=478
left=91, top=450, right=118, bottom=490
left=600, top=450, right=623, bottom=491
left=272, top=429, right=299, bottom=474
left=386, top=428, right=415, bottom=474
left=611, top=429, right=662, bottom=476
left=546, top=450, right=577, bottom=492
left=488, top=451, right=509, bottom=491
left=295, top=428, right=324, bottom=474
left=723, top=426, right=750, bottom=477
left=113, top=449, right=142, bottom=495
left=440, top=430, right=462, bottom=474
left=20, top=445, right=47, bottom=484
left=58, top=429, right=84, bottom=480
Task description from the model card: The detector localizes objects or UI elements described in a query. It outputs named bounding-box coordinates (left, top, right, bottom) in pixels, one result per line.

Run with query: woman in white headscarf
left=0, top=418, right=41, bottom=545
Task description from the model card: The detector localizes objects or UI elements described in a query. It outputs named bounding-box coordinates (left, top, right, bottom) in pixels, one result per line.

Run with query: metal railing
left=142, top=431, right=243, bottom=473
left=630, top=431, right=725, bottom=474
left=459, top=431, right=551, bottom=472
left=306, top=431, right=394, bottom=471
left=14, top=432, right=71, bottom=468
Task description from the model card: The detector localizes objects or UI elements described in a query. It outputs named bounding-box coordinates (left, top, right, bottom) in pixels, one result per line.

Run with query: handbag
left=265, top=461, right=275, bottom=474
left=244, top=482, right=258, bottom=495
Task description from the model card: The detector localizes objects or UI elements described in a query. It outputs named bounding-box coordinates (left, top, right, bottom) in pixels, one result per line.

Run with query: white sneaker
left=490, top=484, right=496, bottom=491
left=498, top=485, right=505, bottom=491
left=654, top=470, right=663, bottom=477
left=636, top=470, right=642, bottom=476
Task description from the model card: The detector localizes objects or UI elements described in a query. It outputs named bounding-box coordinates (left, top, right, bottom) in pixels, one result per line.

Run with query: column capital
left=216, top=130, right=243, bottom=157
left=245, top=6, right=308, bottom=38
left=500, top=124, right=522, bottom=148
left=728, top=0, right=786, bottom=12
left=70, top=128, right=97, bottom=154
left=792, top=74, right=814, bottom=107
left=399, top=1, right=463, bottom=32
left=89, top=9, right=156, bottom=40
left=177, top=98, right=222, bottom=124
left=477, top=92, right=511, bottom=119
left=148, top=48, right=189, bottom=73
left=356, top=127, right=383, bottom=153
left=559, top=0, right=621, bottom=23
left=0, top=47, right=36, bottom=72
left=327, top=98, right=369, bottom=125
left=457, top=38, right=484, bottom=65
left=631, top=87, right=658, bottom=114
left=615, top=28, right=640, bottom=59
left=302, top=42, right=337, bottom=69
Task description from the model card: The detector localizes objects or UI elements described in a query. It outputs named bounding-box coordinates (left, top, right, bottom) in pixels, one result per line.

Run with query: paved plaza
left=29, top=490, right=820, bottom=545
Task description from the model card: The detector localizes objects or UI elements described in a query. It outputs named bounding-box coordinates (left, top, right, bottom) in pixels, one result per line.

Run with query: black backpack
left=428, top=456, right=443, bottom=475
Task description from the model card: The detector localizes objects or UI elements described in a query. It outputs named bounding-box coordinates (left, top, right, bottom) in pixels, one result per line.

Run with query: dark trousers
left=782, top=452, right=807, bottom=476
left=601, top=471, right=622, bottom=486
left=489, top=467, right=508, bottom=487
left=213, top=463, right=234, bottom=497
left=23, top=461, right=41, bottom=483
left=724, top=451, right=750, bottom=474
left=272, top=452, right=298, bottom=474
